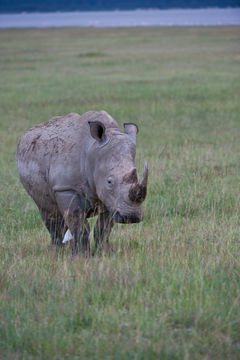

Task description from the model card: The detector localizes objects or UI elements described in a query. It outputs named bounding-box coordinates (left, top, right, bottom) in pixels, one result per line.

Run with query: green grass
left=0, top=26, right=240, bottom=359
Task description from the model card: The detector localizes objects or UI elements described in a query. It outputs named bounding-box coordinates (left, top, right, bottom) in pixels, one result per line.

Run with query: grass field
left=0, top=26, right=240, bottom=359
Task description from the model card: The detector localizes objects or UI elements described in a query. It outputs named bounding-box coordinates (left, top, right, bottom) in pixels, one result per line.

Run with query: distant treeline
left=0, top=0, right=239, bottom=13
left=0, top=0, right=240, bottom=13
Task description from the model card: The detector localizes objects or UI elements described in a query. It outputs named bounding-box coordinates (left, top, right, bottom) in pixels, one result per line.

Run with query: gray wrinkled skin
left=16, top=110, right=148, bottom=255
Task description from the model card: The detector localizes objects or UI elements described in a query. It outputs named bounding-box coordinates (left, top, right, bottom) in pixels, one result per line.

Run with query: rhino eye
left=107, top=177, right=114, bottom=187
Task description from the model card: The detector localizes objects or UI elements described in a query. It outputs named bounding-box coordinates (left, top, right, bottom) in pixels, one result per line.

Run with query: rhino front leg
left=55, top=191, right=90, bottom=256
left=93, top=211, right=114, bottom=255
left=70, top=217, right=90, bottom=256
left=39, top=209, right=65, bottom=248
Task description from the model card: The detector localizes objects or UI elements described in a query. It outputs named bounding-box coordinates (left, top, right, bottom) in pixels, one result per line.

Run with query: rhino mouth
left=111, top=210, right=143, bottom=224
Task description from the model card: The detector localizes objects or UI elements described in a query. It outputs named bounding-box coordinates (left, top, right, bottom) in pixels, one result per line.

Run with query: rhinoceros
left=16, top=110, right=148, bottom=255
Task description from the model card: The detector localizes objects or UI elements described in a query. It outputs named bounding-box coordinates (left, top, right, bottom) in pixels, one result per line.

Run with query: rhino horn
left=128, top=161, right=148, bottom=203
left=140, top=161, right=148, bottom=188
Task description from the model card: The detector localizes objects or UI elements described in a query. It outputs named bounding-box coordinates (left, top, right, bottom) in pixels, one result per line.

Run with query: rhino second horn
left=128, top=161, right=148, bottom=203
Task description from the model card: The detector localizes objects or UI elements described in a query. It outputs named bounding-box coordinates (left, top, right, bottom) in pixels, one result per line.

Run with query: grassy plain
left=0, top=26, right=240, bottom=359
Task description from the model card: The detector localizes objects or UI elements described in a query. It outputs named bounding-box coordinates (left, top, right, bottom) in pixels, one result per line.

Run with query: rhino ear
left=124, top=123, right=139, bottom=144
left=88, top=121, right=107, bottom=143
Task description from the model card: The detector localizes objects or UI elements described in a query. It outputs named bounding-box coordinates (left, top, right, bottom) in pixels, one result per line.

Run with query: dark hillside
left=0, top=0, right=239, bottom=13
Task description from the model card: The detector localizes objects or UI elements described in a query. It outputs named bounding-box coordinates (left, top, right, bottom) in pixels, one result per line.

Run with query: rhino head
left=88, top=120, right=148, bottom=223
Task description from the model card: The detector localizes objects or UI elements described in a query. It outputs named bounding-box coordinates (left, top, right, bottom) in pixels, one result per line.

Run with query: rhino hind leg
left=93, top=211, right=114, bottom=255
left=39, top=209, right=65, bottom=248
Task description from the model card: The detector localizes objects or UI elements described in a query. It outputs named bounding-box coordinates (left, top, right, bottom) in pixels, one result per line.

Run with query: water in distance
left=0, top=8, right=239, bottom=28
